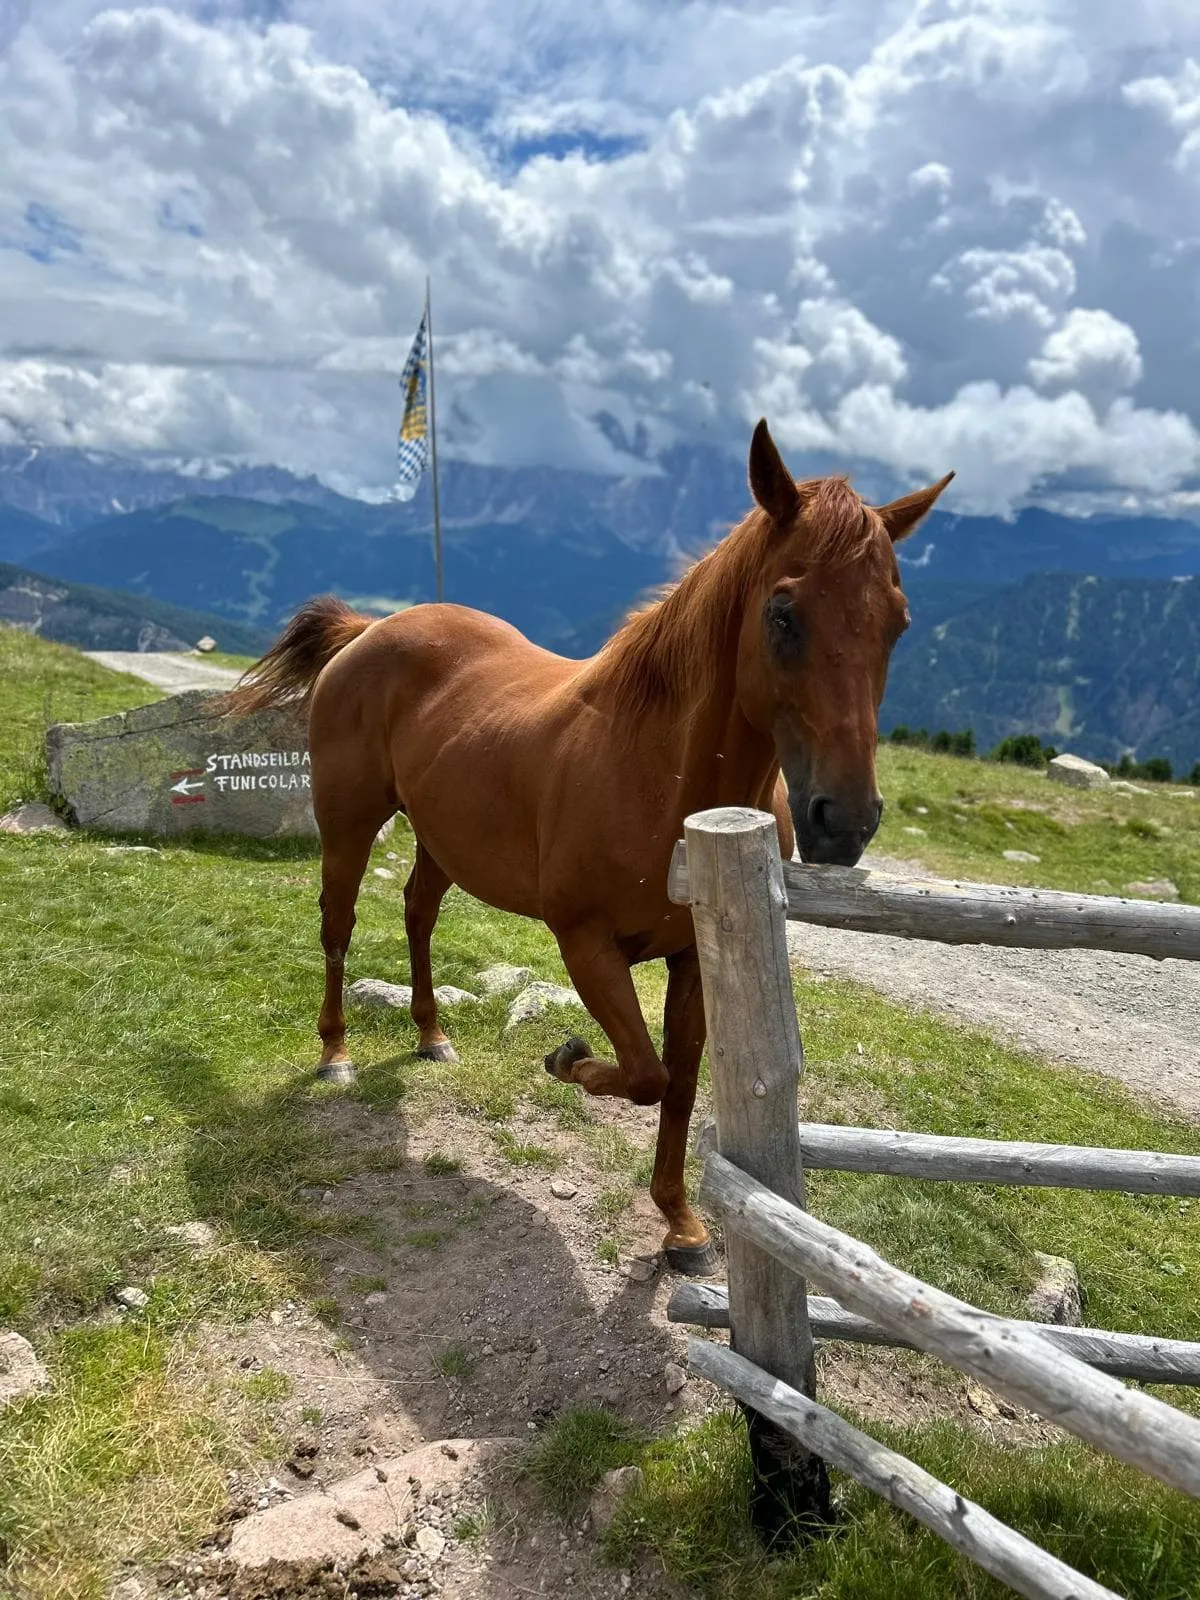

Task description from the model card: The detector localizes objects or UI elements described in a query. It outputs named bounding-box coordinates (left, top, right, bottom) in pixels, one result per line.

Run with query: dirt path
left=85, top=650, right=241, bottom=693
left=787, top=851, right=1200, bottom=1121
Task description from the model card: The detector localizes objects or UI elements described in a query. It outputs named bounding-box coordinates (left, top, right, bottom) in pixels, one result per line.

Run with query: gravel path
left=84, top=650, right=241, bottom=693
left=786, top=851, right=1200, bottom=1122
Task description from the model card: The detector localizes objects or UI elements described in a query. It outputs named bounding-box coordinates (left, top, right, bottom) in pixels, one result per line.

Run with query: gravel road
left=84, top=650, right=241, bottom=693
left=786, top=852, right=1200, bottom=1121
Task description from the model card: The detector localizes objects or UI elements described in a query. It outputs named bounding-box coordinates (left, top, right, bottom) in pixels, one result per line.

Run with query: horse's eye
left=765, top=594, right=802, bottom=657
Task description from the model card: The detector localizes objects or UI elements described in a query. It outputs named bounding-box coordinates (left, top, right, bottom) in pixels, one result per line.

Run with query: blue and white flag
left=394, top=308, right=430, bottom=502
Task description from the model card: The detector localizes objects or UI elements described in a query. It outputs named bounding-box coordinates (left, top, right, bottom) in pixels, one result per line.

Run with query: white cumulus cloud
left=1, top=0, right=1200, bottom=513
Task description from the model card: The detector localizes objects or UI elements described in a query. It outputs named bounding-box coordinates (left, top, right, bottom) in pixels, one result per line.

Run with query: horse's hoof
left=315, top=1060, right=356, bottom=1085
left=664, top=1240, right=719, bottom=1277
left=544, top=1036, right=592, bottom=1080
left=416, top=1040, right=460, bottom=1064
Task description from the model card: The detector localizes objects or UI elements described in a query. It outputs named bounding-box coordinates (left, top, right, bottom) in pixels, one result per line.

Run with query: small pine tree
left=1139, top=757, right=1173, bottom=783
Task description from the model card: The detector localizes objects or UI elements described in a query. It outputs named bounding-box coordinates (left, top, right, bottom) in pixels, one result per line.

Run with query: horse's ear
left=748, top=419, right=801, bottom=526
left=875, top=472, right=955, bottom=543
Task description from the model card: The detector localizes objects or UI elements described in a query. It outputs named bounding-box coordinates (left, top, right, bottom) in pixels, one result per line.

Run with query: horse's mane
left=586, top=475, right=873, bottom=719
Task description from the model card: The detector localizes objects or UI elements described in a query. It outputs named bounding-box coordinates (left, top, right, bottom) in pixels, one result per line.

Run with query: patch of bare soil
left=113, top=1085, right=1060, bottom=1600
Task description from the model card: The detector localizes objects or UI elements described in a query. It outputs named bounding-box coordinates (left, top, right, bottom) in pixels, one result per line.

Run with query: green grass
left=424, top=1150, right=462, bottom=1175
left=524, top=1408, right=643, bottom=1516
left=603, top=1407, right=1200, bottom=1600
left=3, top=629, right=1200, bottom=1598
left=0, top=625, right=165, bottom=813
left=434, top=1341, right=477, bottom=1382
left=874, top=743, right=1200, bottom=902
left=194, top=650, right=258, bottom=673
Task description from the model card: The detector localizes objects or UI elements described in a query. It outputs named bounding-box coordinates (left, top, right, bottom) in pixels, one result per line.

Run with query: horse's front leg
left=543, top=926, right=669, bottom=1106
left=648, top=944, right=715, bottom=1275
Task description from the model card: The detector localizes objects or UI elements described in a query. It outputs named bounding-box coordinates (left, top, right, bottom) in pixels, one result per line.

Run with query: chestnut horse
left=226, top=420, right=951, bottom=1272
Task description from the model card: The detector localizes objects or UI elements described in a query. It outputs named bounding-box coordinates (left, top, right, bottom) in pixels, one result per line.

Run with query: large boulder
left=1046, top=753, right=1110, bottom=790
left=46, top=689, right=318, bottom=838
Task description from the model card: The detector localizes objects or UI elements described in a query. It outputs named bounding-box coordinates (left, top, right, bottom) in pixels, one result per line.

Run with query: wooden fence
left=666, top=806, right=1200, bottom=1600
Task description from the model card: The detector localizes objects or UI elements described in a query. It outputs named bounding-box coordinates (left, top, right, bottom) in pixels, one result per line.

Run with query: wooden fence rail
left=669, top=841, right=1200, bottom=960
left=674, top=805, right=1200, bottom=1596
left=690, top=1340, right=1122, bottom=1600
left=703, top=1147, right=1200, bottom=1499
left=668, top=1284, right=1200, bottom=1386
left=690, top=1119, right=1200, bottom=1196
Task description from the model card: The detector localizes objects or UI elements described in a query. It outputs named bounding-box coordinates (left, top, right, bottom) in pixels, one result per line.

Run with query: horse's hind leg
left=315, top=819, right=378, bottom=1083
left=405, top=841, right=458, bottom=1063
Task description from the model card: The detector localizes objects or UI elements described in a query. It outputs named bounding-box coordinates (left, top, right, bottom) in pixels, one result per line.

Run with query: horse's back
left=308, top=604, right=579, bottom=913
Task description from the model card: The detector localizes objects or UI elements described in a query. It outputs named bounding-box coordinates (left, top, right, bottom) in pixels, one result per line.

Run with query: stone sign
left=46, top=689, right=319, bottom=838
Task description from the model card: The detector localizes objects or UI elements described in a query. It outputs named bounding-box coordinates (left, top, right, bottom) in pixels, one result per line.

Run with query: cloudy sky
left=3, top=0, right=1200, bottom=513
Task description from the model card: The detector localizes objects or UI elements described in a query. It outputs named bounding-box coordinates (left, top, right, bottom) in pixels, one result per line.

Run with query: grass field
left=2, top=624, right=1200, bottom=1600
left=0, top=628, right=165, bottom=815
left=873, top=742, right=1200, bottom=902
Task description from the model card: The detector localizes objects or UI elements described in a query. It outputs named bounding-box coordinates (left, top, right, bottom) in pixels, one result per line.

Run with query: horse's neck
left=644, top=605, right=779, bottom=809
left=675, top=673, right=779, bottom=808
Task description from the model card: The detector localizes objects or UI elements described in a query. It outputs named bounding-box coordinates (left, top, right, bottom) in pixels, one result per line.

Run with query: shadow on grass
left=135, top=1037, right=683, bottom=1473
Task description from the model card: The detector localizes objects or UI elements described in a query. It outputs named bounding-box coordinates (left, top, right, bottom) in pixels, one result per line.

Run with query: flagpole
left=425, top=275, right=445, bottom=605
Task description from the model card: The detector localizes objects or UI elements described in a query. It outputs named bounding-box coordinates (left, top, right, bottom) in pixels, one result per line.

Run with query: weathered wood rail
left=690, top=1119, right=1200, bottom=1196
left=669, top=1284, right=1200, bottom=1385
left=669, top=841, right=1200, bottom=960
left=669, top=805, right=1200, bottom=1599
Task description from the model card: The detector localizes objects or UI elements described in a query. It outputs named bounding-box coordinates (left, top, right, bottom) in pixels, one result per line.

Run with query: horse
left=224, top=419, right=952, bottom=1273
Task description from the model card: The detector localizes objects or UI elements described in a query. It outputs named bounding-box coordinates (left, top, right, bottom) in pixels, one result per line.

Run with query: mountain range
left=0, top=561, right=271, bottom=655
left=3, top=442, right=1200, bottom=766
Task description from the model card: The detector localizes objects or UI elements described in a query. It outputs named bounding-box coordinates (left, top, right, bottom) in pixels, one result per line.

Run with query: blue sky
left=3, top=1, right=1200, bottom=514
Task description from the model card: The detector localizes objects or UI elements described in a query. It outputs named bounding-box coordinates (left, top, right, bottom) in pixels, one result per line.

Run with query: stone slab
left=227, top=1437, right=517, bottom=1566
left=46, top=689, right=318, bottom=838
left=0, top=1330, right=49, bottom=1410
left=0, top=802, right=69, bottom=835
left=1047, top=753, right=1110, bottom=789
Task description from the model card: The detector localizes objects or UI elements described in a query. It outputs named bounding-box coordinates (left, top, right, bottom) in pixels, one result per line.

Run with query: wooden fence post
left=683, top=805, right=832, bottom=1547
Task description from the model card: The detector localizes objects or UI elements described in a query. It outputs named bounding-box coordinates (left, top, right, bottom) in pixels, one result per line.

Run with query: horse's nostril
left=807, top=795, right=833, bottom=836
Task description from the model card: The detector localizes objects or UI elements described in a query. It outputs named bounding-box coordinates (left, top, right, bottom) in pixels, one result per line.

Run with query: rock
left=1046, top=753, right=1110, bottom=790
left=1026, top=1252, right=1083, bottom=1326
left=349, top=978, right=413, bottom=1009
left=965, top=1381, right=1001, bottom=1421
left=110, top=1579, right=148, bottom=1600
left=195, top=635, right=217, bottom=653
left=103, top=844, right=160, bottom=854
left=474, top=963, right=535, bottom=997
left=46, top=689, right=318, bottom=838
left=415, top=1526, right=446, bottom=1561
left=664, top=1362, right=687, bottom=1395
left=549, top=1178, right=578, bottom=1200
left=1112, top=780, right=1152, bottom=795
left=0, top=1330, right=50, bottom=1410
left=165, top=1220, right=217, bottom=1252
left=375, top=816, right=396, bottom=845
left=373, top=866, right=396, bottom=880
left=1125, top=878, right=1180, bottom=902
left=618, top=1257, right=657, bottom=1283
left=0, top=802, right=68, bottom=835
left=902, top=825, right=926, bottom=837
left=347, top=978, right=476, bottom=1010
left=364, top=1291, right=389, bottom=1309
left=115, top=1285, right=150, bottom=1312
left=588, top=1466, right=644, bottom=1535
left=504, top=981, right=585, bottom=1029
left=1002, top=850, right=1041, bottom=863
left=228, top=1438, right=517, bottom=1566
left=433, top=985, right=477, bottom=1006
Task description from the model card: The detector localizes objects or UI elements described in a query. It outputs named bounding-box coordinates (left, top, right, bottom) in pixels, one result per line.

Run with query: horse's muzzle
left=792, top=793, right=882, bottom=867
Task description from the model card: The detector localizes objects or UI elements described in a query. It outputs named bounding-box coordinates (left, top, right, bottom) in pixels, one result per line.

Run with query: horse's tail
left=220, top=596, right=373, bottom=716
